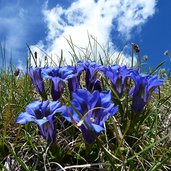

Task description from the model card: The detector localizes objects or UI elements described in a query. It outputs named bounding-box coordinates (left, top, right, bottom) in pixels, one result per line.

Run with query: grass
left=0, top=39, right=171, bottom=171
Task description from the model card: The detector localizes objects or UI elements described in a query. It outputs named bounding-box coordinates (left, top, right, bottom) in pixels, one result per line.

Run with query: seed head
left=132, top=43, right=140, bottom=53
left=14, top=68, right=20, bottom=76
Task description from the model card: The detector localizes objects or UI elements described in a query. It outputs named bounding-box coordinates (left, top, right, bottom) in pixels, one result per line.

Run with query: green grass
left=0, top=39, right=171, bottom=171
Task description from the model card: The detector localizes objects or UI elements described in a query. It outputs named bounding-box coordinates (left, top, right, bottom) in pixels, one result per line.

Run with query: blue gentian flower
left=130, top=73, right=163, bottom=113
left=62, top=89, right=118, bottom=144
left=103, top=65, right=132, bottom=98
left=66, top=65, right=84, bottom=93
left=16, top=100, right=64, bottom=143
left=77, top=61, right=103, bottom=91
left=29, top=67, right=47, bottom=99
left=42, top=66, right=78, bottom=100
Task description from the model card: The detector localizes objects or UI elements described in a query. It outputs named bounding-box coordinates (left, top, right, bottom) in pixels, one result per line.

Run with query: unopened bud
left=143, top=55, right=148, bottom=61
left=164, top=50, right=169, bottom=56
left=132, top=43, right=140, bottom=53
left=14, top=68, right=20, bottom=76
left=34, top=51, right=37, bottom=59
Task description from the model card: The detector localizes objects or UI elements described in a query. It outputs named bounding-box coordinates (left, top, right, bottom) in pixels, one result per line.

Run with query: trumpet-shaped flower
left=77, top=61, right=103, bottom=91
left=62, top=89, right=118, bottom=144
left=130, top=73, right=163, bottom=113
left=103, top=65, right=132, bottom=98
left=42, top=66, right=72, bottom=100
left=66, top=65, right=84, bottom=93
left=42, top=66, right=83, bottom=100
left=29, top=67, right=47, bottom=99
left=16, top=100, right=64, bottom=143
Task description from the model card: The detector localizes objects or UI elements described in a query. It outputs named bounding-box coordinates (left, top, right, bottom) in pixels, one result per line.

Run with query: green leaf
left=150, top=60, right=166, bottom=75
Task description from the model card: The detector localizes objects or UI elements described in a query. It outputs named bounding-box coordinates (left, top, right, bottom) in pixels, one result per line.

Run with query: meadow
left=0, top=39, right=171, bottom=171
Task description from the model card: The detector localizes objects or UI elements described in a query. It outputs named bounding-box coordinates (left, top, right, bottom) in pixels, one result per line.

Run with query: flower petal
left=16, top=112, right=35, bottom=124
left=34, top=118, right=48, bottom=126
left=92, top=123, right=104, bottom=133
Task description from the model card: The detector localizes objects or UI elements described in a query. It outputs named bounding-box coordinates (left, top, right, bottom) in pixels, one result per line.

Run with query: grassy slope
left=0, top=41, right=171, bottom=170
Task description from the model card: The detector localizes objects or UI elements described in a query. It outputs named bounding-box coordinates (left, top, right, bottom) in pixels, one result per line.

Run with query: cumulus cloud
left=31, top=0, right=157, bottom=66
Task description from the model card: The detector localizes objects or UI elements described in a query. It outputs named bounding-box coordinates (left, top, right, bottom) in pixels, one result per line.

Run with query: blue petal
left=34, top=118, right=48, bottom=126
left=108, top=105, right=118, bottom=116
left=80, top=125, right=97, bottom=144
left=49, top=101, right=63, bottom=114
left=38, top=121, right=55, bottom=142
left=100, top=105, right=118, bottom=124
left=92, top=123, right=104, bottom=133
left=90, top=91, right=100, bottom=108
left=47, top=114, right=54, bottom=123
left=26, top=101, right=41, bottom=110
left=100, top=91, right=111, bottom=106
left=41, top=100, right=49, bottom=115
left=148, top=75, right=163, bottom=91
left=29, top=67, right=45, bottom=94
left=26, top=101, right=41, bottom=116
left=16, top=112, right=35, bottom=124
left=62, top=105, right=80, bottom=123
left=72, top=89, right=90, bottom=103
left=51, top=78, right=65, bottom=100
left=62, top=110, right=73, bottom=123
left=68, top=76, right=79, bottom=93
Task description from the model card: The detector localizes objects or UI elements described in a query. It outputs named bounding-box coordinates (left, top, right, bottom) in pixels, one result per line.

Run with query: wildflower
left=62, top=89, right=118, bottom=144
left=130, top=73, right=163, bottom=113
left=16, top=100, right=64, bottom=143
left=29, top=67, right=47, bottom=99
left=103, top=65, right=132, bottom=98
left=77, top=61, right=103, bottom=91
left=42, top=66, right=78, bottom=100
left=67, top=65, right=84, bottom=93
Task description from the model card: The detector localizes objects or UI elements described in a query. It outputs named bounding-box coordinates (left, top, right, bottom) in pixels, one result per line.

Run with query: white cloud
left=31, top=0, right=157, bottom=66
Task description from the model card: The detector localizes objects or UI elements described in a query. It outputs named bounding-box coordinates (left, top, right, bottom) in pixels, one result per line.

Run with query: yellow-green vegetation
left=0, top=41, right=171, bottom=171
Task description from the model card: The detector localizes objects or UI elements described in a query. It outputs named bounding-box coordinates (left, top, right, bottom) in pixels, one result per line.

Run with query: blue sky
left=0, top=0, right=170, bottom=70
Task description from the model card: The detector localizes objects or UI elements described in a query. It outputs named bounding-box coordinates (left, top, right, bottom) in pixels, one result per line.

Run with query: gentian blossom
left=42, top=66, right=81, bottom=100
left=77, top=61, right=103, bottom=91
left=66, top=65, right=84, bottom=93
left=29, top=67, right=47, bottom=100
left=16, top=100, right=64, bottom=143
left=62, top=89, right=118, bottom=144
left=130, top=73, right=163, bottom=113
left=103, top=65, right=133, bottom=98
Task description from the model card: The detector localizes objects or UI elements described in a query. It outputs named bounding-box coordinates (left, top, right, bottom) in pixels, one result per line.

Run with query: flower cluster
left=17, top=61, right=163, bottom=144
left=62, top=89, right=118, bottom=144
